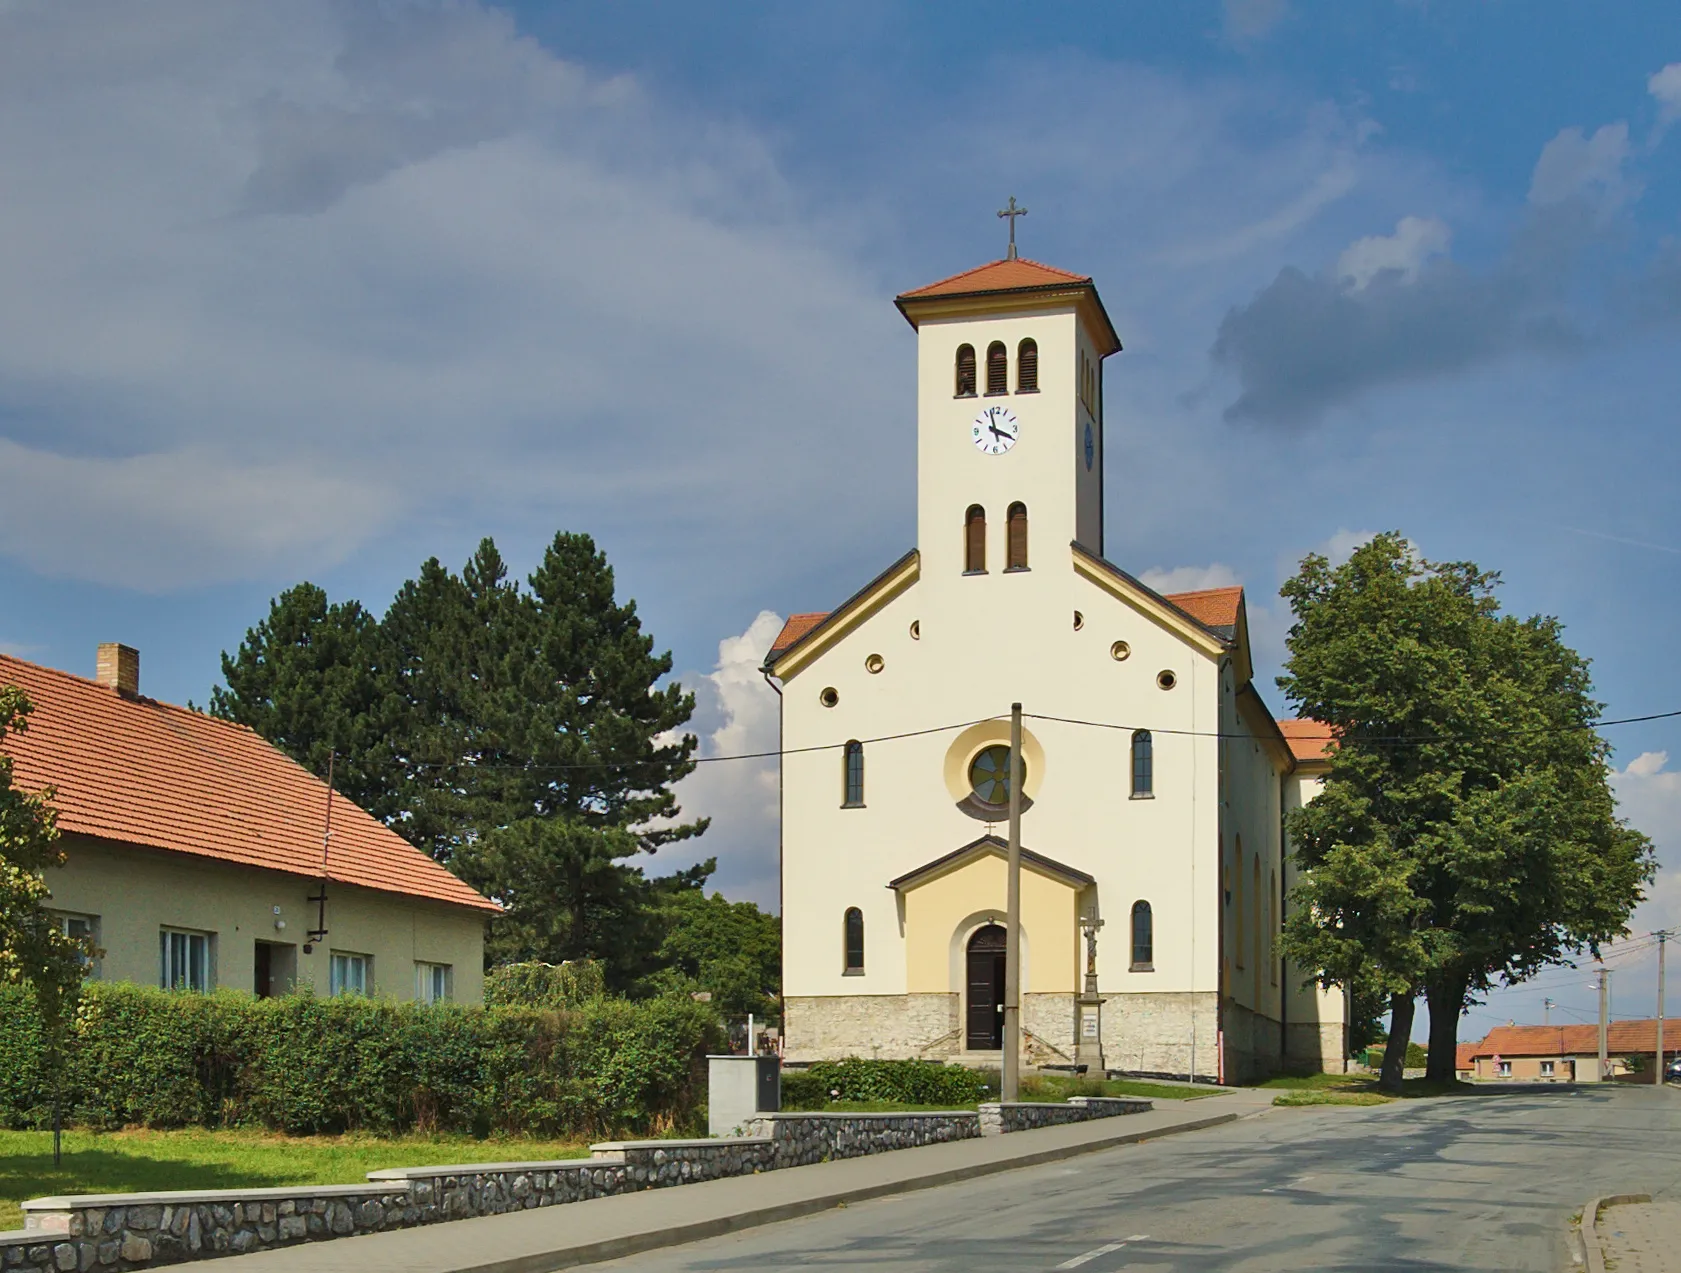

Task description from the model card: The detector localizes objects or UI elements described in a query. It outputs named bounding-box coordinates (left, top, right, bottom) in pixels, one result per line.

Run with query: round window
left=968, top=745, right=1023, bottom=807
left=1110, top=640, right=1131, bottom=661
left=1157, top=670, right=1177, bottom=690
left=865, top=653, right=884, bottom=674
left=820, top=687, right=839, bottom=708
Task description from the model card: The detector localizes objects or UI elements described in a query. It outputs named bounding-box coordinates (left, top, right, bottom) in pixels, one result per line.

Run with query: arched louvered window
left=1006, top=502, right=1028, bottom=570
left=843, top=907, right=864, bottom=973
left=1017, top=339, right=1038, bottom=392
left=1131, top=730, right=1153, bottom=796
left=1252, top=855, right=1262, bottom=985
left=1131, top=900, right=1153, bottom=969
left=964, top=505, right=986, bottom=574
left=1269, top=869, right=1278, bottom=986
left=843, top=740, right=864, bottom=806
left=986, top=341, right=1007, bottom=395
left=1234, top=836, right=1245, bottom=969
left=955, top=344, right=976, bottom=397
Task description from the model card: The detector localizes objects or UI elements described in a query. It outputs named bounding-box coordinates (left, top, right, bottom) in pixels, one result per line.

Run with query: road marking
left=1055, top=1235, right=1149, bottom=1268
left=1262, top=1173, right=1316, bottom=1193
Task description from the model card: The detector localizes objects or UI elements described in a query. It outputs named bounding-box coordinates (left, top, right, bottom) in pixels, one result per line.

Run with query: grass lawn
left=1254, top=1071, right=1477, bottom=1106
left=786, top=1075, right=1214, bottom=1114
left=0, top=1128, right=591, bottom=1232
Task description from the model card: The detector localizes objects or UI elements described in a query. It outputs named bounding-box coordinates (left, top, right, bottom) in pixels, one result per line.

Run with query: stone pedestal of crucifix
left=1076, top=916, right=1105, bottom=1072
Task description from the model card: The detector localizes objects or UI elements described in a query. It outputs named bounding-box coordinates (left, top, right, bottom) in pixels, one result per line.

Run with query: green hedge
left=781, top=1059, right=991, bottom=1109
left=483, top=960, right=606, bottom=1010
left=0, top=982, right=721, bottom=1137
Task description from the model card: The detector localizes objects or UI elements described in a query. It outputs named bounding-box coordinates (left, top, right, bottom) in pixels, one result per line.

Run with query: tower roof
left=894, top=257, right=1122, bottom=356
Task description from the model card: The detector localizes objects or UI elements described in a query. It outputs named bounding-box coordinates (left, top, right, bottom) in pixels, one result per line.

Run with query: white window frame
left=330, top=951, right=371, bottom=997
left=1539, top=1060, right=1554, bottom=1077
left=160, top=928, right=213, bottom=992
left=415, top=962, right=452, bottom=1005
left=1497, top=1060, right=1512, bottom=1077
left=52, top=912, right=99, bottom=972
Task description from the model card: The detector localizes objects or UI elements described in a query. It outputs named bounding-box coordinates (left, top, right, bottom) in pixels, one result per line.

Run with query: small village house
left=1463, top=1020, right=1681, bottom=1082
left=1, top=645, right=498, bottom=1002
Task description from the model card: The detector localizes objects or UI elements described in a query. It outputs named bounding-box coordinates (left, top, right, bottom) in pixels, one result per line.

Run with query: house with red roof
left=763, top=251, right=1344, bottom=1082
left=1, top=644, right=497, bottom=1003
left=1463, top=1020, right=1681, bottom=1082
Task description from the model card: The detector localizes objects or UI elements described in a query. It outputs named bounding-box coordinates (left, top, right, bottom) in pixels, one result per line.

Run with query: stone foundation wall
left=783, top=994, right=959, bottom=1062
left=1286, top=1020, right=1347, bottom=1073
left=4, top=1102, right=1142, bottom=1272
left=1220, top=1000, right=1283, bottom=1084
left=1022, top=993, right=1078, bottom=1064
left=1097, top=991, right=1221, bottom=1081
left=977, top=1096, right=1151, bottom=1135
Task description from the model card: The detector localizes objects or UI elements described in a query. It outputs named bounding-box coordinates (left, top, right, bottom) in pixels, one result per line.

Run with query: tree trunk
left=1379, top=992, right=1416, bottom=1092
left=1424, top=971, right=1470, bottom=1084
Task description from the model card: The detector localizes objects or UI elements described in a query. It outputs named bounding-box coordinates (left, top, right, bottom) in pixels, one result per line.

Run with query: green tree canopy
left=1278, top=532, right=1652, bottom=1088
left=647, top=888, right=781, bottom=1019
left=213, top=532, right=710, bottom=987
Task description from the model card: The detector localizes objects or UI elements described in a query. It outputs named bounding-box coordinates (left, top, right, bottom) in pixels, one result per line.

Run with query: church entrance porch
left=965, top=924, right=1007, bottom=1050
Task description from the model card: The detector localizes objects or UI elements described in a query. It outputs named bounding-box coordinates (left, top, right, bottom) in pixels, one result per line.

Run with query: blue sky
left=1, top=0, right=1677, bottom=1037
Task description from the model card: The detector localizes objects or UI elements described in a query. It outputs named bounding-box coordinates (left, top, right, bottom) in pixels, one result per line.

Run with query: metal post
left=1658, top=933, right=1667, bottom=1085
left=1002, top=703, right=1024, bottom=1102
left=1598, top=966, right=1611, bottom=1081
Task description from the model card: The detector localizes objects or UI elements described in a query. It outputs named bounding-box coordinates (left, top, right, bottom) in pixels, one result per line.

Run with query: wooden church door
left=965, top=924, right=1008, bottom=1050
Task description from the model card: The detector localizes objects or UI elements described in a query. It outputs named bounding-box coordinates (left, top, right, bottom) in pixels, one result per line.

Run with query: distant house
left=1455, top=1042, right=1476, bottom=1081
left=1, top=644, right=499, bottom=1003
left=1464, top=1020, right=1681, bottom=1082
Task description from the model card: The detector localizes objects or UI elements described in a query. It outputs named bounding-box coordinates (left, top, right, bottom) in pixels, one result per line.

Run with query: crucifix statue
left=997, top=196, right=1027, bottom=260
left=1081, top=916, right=1104, bottom=992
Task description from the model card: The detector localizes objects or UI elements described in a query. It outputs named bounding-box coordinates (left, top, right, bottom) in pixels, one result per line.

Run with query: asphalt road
left=589, top=1085, right=1681, bottom=1272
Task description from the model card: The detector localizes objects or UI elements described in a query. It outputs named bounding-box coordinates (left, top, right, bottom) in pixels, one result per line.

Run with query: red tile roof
left=1456, top=1041, right=1479, bottom=1071
left=0, top=653, right=498, bottom=913
left=767, top=612, right=830, bottom=659
left=1469, top=1019, right=1681, bottom=1058
left=1276, top=718, right=1337, bottom=763
left=1161, top=586, right=1243, bottom=632
left=897, top=257, right=1092, bottom=300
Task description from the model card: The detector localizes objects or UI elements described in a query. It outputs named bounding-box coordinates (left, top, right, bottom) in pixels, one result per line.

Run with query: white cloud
left=1650, top=63, right=1681, bottom=126
left=1161, top=165, right=1358, bottom=267
left=1139, top=563, right=1242, bottom=594
left=1336, top=215, right=1451, bottom=290
left=1223, top=0, right=1290, bottom=44
left=663, top=611, right=785, bottom=908
left=1615, top=750, right=1681, bottom=930
left=1321, top=527, right=1380, bottom=566
left=0, top=440, right=397, bottom=590
left=1528, top=122, right=1636, bottom=210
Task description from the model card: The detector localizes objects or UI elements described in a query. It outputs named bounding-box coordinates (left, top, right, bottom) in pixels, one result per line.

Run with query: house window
left=1540, top=1060, right=1554, bottom=1077
left=1017, top=339, right=1038, bottom=392
left=160, top=928, right=212, bottom=992
left=1006, top=502, right=1028, bottom=570
left=331, top=951, right=371, bottom=996
left=1130, top=901, right=1153, bottom=970
left=955, top=344, right=977, bottom=397
left=964, top=505, right=986, bottom=574
left=416, top=962, right=452, bottom=1005
left=1131, top=730, right=1153, bottom=796
left=843, top=908, right=864, bottom=973
left=1497, top=1060, right=1512, bottom=1077
left=985, top=341, right=1007, bottom=395
left=843, top=740, right=865, bottom=807
left=54, top=912, right=99, bottom=972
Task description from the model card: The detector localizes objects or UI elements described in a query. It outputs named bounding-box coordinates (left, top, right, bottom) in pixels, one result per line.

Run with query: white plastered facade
left=769, top=264, right=1345, bottom=1082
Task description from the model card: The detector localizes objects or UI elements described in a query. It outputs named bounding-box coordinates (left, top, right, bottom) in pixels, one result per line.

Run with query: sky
left=1, top=0, right=1677, bottom=1040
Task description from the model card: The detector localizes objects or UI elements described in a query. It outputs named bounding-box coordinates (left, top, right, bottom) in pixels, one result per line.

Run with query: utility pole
left=1598, top=966, right=1611, bottom=1082
left=1658, top=932, right=1668, bottom=1086
left=1002, top=702, right=1024, bottom=1102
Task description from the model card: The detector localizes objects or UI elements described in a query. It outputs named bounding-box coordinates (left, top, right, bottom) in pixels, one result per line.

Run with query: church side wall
left=1282, top=767, right=1348, bottom=1071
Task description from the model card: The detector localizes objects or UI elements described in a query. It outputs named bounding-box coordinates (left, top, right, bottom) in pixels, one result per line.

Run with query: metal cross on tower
left=997, top=196, right=1027, bottom=260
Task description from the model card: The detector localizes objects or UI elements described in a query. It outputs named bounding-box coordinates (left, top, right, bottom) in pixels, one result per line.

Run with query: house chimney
left=95, top=643, right=140, bottom=698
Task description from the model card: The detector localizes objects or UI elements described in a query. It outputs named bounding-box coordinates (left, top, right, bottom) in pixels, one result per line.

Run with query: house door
left=966, top=925, right=1008, bottom=1050
left=254, top=942, right=273, bottom=998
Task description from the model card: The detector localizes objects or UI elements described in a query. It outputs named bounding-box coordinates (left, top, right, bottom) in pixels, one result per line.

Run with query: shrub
left=0, top=981, right=721, bottom=1138
left=787, top=1059, right=989, bottom=1108
left=484, top=960, right=606, bottom=1010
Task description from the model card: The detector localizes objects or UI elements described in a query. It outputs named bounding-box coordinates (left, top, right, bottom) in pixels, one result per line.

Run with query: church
left=762, top=243, right=1346, bottom=1083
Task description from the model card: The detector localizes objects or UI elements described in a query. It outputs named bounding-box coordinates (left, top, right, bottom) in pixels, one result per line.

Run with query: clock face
left=972, top=405, right=1020, bottom=456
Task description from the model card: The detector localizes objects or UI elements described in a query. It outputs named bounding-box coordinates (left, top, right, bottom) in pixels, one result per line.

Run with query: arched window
left=955, top=344, right=976, bottom=397
left=1131, top=730, right=1153, bottom=796
left=1006, top=502, right=1028, bottom=570
left=1131, top=900, right=1153, bottom=970
left=1252, top=855, right=1262, bottom=986
left=986, top=341, right=1007, bottom=395
left=1017, top=339, right=1038, bottom=392
left=843, top=740, right=864, bottom=807
left=1269, top=869, right=1278, bottom=987
left=843, top=907, right=864, bottom=973
left=964, top=505, right=986, bottom=574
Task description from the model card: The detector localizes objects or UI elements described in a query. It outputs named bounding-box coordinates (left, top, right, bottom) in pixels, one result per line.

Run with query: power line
left=1023, top=708, right=1681, bottom=746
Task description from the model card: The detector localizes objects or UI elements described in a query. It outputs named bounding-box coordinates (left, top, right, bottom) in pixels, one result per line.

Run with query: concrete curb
left=462, top=1110, right=1244, bottom=1273
left=1579, top=1192, right=1651, bottom=1273
left=224, top=1105, right=1247, bottom=1273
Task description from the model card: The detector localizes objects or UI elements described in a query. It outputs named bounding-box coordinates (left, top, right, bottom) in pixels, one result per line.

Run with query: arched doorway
left=965, top=924, right=1008, bottom=1050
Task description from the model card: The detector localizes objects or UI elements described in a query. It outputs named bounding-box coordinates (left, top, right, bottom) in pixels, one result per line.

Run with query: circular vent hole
left=910, top=621, right=921, bottom=640
left=820, top=687, right=840, bottom=708
left=1073, top=611, right=1084, bottom=631
left=865, top=654, right=884, bottom=674
left=1157, top=670, right=1177, bottom=690
left=1110, top=641, right=1131, bottom=662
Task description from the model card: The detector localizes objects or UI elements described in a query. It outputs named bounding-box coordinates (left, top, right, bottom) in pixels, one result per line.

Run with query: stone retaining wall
left=977, top=1096, right=1150, bottom=1135
left=3, top=1103, right=1146, bottom=1271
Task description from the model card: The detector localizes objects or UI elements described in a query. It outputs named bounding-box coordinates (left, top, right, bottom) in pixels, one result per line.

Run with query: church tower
left=894, top=257, right=1121, bottom=578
